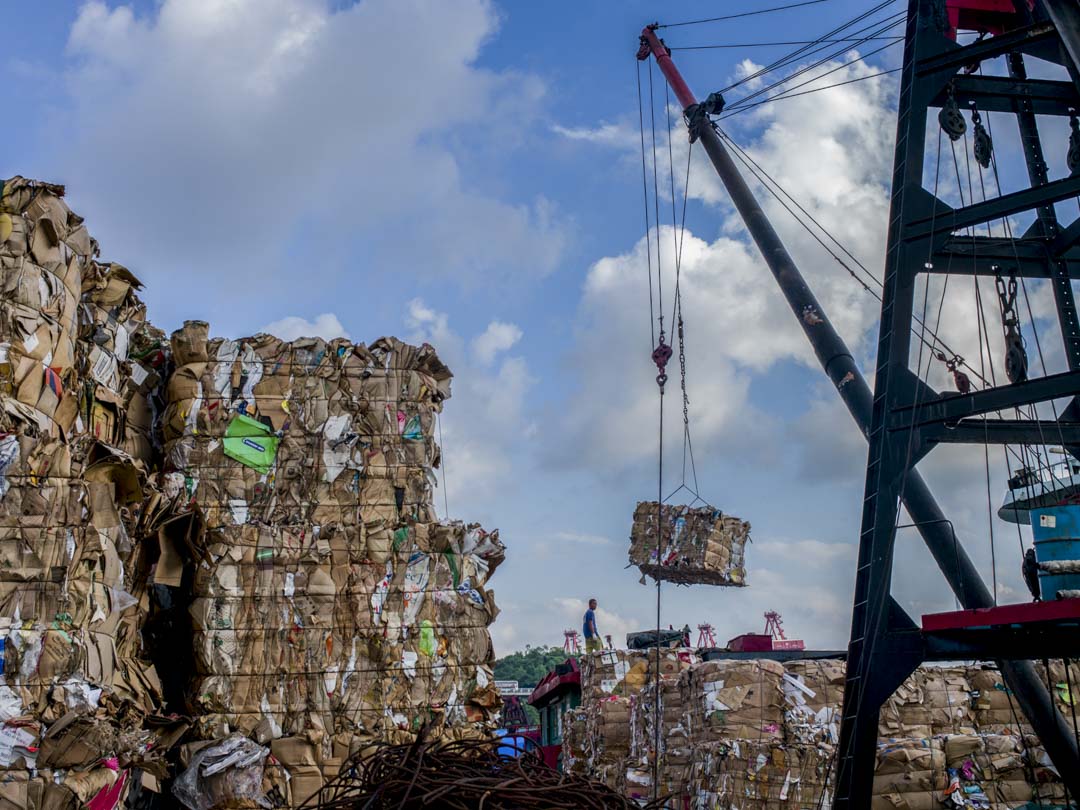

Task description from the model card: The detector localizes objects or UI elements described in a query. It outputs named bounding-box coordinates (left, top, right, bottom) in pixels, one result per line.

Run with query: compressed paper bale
left=630, top=673, right=691, bottom=798
left=783, top=659, right=845, bottom=745
left=879, top=671, right=932, bottom=740
left=628, top=501, right=749, bottom=586
left=561, top=708, right=588, bottom=776
left=1035, top=660, right=1080, bottom=721
left=580, top=649, right=649, bottom=703
left=688, top=740, right=835, bottom=809
left=681, top=659, right=785, bottom=744
left=873, top=737, right=947, bottom=810
left=968, top=667, right=1031, bottom=734
left=0, top=176, right=169, bottom=787
left=918, top=666, right=976, bottom=735
left=941, top=734, right=1033, bottom=809
left=162, top=324, right=505, bottom=804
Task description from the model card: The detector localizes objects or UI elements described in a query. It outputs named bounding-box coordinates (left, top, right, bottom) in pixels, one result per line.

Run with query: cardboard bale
left=682, top=659, right=785, bottom=745
left=162, top=324, right=504, bottom=804
left=942, top=733, right=1033, bottom=809
left=689, top=740, right=834, bottom=809
left=628, top=502, right=748, bottom=586
left=0, top=176, right=168, bottom=806
left=872, top=737, right=946, bottom=810
left=580, top=648, right=649, bottom=703
left=560, top=707, right=588, bottom=776
left=783, top=659, right=845, bottom=746
left=969, top=666, right=1032, bottom=735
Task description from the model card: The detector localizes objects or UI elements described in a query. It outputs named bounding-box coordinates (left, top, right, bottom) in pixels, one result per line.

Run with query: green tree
left=494, top=645, right=577, bottom=728
left=493, top=645, right=576, bottom=689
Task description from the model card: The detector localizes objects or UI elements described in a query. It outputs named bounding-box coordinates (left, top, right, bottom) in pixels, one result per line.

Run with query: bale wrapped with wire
left=628, top=501, right=749, bottom=586
left=300, top=730, right=668, bottom=810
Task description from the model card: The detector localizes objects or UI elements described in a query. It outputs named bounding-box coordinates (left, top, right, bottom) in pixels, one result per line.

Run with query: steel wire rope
left=657, top=0, right=830, bottom=29
left=637, top=61, right=656, bottom=348
left=952, top=132, right=1001, bottom=603
left=720, top=25, right=906, bottom=117
left=671, top=36, right=904, bottom=51
left=640, top=53, right=667, bottom=805
left=649, top=60, right=664, bottom=335
left=715, top=0, right=902, bottom=96
left=981, top=99, right=1075, bottom=504
left=715, top=6, right=906, bottom=118
left=665, top=91, right=701, bottom=503
left=718, top=68, right=901, bottom=118
left=965, top=107, right=1056, bottom=601
left=715, top=125, right=994, bottom=389
left=846, top=122, right=948, bottom=756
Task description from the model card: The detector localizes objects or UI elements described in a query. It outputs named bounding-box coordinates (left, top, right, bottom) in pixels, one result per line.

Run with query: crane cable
left=639, top=50, right=701, bottom=804
left=718, top=0, right=902, bottom=96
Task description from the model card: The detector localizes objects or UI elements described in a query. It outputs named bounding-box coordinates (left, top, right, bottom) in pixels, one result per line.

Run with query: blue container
left=1031, top=505, right=1080, bottom=599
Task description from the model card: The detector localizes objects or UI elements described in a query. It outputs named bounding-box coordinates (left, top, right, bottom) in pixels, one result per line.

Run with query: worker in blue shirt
left=583, top=598, right=601, bottom=653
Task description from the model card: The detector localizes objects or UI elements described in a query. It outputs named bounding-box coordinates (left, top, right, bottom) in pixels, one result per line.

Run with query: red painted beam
left=639, top=26, right=698, bottom=110
left=923, top=598, right=1080, bottom=631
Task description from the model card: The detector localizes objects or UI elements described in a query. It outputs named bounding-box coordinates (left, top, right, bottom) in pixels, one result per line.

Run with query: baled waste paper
left=628, top=502, right=749, bottom=586
left=161, top=323, right=506, bottom=807
left=0, top=175, right=509, bottom=810
left=0, top=176, right=177, bottom=810
left=572, top=649, right=1068, bottom=809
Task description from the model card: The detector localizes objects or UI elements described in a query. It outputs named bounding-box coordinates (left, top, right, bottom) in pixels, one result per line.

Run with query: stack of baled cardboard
left=628, top=649, right=695, bottom=800
left=0, top=176, right=173, bottom=810
left=161, top=323, right=505, bottom=807
left=628, top=502, right=749, bottom=586
left=0, top=175, right=509, bottom=810
left=570, top=649, right=1068, bottom=809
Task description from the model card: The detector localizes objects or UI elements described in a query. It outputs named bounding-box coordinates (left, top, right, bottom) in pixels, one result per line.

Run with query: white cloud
left=549, top=51, right=900, bottom=475
left=472, top=321, right=523, bottom=366
left=553, top=531, right=612, bottom=546
left=260, top=312, right=349, bottom=341
left=405, top=299, right=536, bottom=519
left=56, top=0, right=567, bottom=312
left=551, top=122, right=636, bottom=148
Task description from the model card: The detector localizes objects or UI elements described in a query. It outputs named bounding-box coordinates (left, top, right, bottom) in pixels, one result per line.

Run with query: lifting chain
left=677, top=308, right=689, bottom=429
left=939, top=86, right=966, bottom=142
left=1069, top=110, right=1080, bottom=176
left=935, top=351, right=972, bottom=394
left=970, top=105, right=992, bottom=169
left=996, top=270, right=1028, bottom=384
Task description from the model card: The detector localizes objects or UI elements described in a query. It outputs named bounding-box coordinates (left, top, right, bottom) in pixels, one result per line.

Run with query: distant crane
left=696, top=623, right=717, bottom=648
left=562, top=630, right=580, bottom=654
left=764, top=611, right=804, bottom=651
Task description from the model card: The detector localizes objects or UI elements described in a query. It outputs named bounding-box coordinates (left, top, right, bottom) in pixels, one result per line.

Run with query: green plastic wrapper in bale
left=628, top=502, right=749, bottom=586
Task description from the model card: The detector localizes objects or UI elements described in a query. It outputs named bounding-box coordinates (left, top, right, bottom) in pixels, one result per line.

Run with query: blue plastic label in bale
left=223, top=414, right=280, bottom=474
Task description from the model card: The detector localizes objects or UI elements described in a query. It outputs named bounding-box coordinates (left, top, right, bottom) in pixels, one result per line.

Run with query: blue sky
left=6, top=0, right=1068, bottom=653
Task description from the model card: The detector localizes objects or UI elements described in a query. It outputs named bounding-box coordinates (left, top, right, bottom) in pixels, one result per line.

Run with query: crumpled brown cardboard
left=628, top=501, right=749, bottom=586
left=160, top=323, right=505, bottom=805
left=0, top=176, right=171, bottom=810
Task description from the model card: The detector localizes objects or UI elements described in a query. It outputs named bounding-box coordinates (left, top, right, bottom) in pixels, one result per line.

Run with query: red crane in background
left=764, top=611, right=804, bottom=651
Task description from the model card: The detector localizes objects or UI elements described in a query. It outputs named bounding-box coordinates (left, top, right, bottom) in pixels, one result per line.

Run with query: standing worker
left=583, top=598, right=601, bottom=653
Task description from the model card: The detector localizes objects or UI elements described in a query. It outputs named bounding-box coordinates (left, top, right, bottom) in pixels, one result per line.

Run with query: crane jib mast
left=638, top=0, right=1080, bottom=805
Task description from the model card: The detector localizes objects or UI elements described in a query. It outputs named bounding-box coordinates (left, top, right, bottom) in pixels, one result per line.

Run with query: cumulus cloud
left=553, top=531, right=612, bottom=546
left=55, top=0, right=567, bottom=330
left=546, top=51, right=902, bottom=477
left=405, top=298, right=535, bottom=520
left=472, top=321, right=523, bottom=366
left=260, top=312, right=349, bottom=341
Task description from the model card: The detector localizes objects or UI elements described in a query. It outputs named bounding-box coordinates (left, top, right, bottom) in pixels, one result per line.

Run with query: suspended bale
left=628, top=501, right=749, bottom=586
